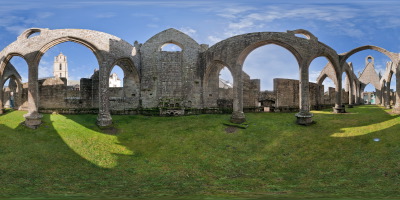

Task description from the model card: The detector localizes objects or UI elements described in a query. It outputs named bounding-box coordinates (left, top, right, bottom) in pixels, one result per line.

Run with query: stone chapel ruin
left=0, top=28, right=399, bottom=128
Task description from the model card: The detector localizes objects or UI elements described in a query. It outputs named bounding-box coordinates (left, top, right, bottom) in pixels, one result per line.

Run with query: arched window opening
left=216, top=66, right=233, bottom=112
left=347, top=50, right=388, bottom=79
left=321, top=78, right=335, bottom=92
left=9, top=56, right=28, bottom=83
left=109, top=66, right=124, bottom=88
left=295, top=34, right=309, bottom=39
left=27, top=31, right=40, bottom=39
left=243, top=44, right=298, bottom=112
left=309, top=56, right=333, bottom=109
left=37, top=41, right=99, bottom=111
left=364, top=83, right=375, bottom=92
left=2, top=78, right=12, bottom=109
left=160, top=43, right=182, bottom=52
left=363, top=83, right=376, bottom=104
left=3, top=79, right=10, bottom=88
left=387, top=72, right=396, bottom=106
left=3, top=56, right=28, bottom=110
left=309, top=57, right=331, bottom=84
left=108, top=63, right=140, bottom=112
left=390, top=73, right=396, bottom=91
left=219, top=67, right=233, bottom=89
left=367, top=56, right=372, bottom=63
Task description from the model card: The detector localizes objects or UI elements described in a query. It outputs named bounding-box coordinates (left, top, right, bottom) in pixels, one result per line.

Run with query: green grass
left=0, top=105, right=400, bottom=200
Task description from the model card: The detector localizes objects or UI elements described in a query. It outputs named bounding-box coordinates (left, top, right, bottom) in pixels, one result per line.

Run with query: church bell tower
left=53, top=52, right=68, bottom=79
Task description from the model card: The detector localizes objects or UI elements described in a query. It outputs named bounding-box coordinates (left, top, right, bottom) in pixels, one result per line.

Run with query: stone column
left=348, top=83, right=353, bottom=108
left=0, top=88, right=3, bottom=114
left=393, top=66, right=400, bottom=114
left=23, top=62, right=42, bottom=128
left=368, top=94, right=372, bottom=104
left=230, top=64, right=245, bottom=124
left=333, top=73, right=345, bottom=113
left=354, top=84, right=359, bottom=105
left=295, top=64, right=313, bottom=125
left=376, top=89, right=382, bottom=105
left=382, top=84, right=387, bottom=107
left=385, top=82, right=391, bottom=108
left=96, top=61, right=113, bottom=126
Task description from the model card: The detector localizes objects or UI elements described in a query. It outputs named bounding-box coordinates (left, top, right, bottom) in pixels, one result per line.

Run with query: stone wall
left=243, top=72, right=260, bottom=108
left=140, top=29, right=202, bottom=109
left=274, top=78, right=327, bottom=112
left=2, top=81, right=28, bottom=110
left=321, top=87, right=336, bottom=106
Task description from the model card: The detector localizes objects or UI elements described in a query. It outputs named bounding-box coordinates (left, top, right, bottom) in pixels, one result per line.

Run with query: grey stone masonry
left=1, top=28, right=399, bottom=128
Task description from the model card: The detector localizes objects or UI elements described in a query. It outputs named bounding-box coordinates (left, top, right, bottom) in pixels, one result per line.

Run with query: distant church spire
left=54, top=52, right=68, bottom=79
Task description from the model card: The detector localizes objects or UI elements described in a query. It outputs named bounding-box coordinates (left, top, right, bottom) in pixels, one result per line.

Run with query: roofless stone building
left=0, top=28, right=399, bottom=128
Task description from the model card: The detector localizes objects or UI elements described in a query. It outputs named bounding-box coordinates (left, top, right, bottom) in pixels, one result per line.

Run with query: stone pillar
left=348, top=83, right=353, bottom=108
left=376, top=89, right=382, bottom=105
left=354, top=84, right=360, bottom=105
left=393, top=66, right=400, bottom=114
left=23, top=62, right=42, bottom=128
left=385, top=82, right=391, bottom=109
left=230, top=64, right=245, bottom=124
left=382, top=84, right=387, bottom=107
left=0, top=88, right=3, bottom=114
left=295, top=64, right=313, bottom=125
left=333, top=73, right=345, bottom=113
left=368, top=94, right=372, bottom=104
left=96, top=61, right=113, bottom=127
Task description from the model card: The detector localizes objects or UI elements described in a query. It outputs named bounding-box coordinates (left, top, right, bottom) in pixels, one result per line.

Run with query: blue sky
left=1, top=0, right=399, bottom=91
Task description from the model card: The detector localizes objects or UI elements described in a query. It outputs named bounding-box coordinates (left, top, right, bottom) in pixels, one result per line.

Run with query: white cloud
left=179, top=27, right=197, bottom=37
left=309, top=70, right=322, bottom=83
left=219, top=67, right=233, bottom=83
left=207, top=35, right=223, bottom=45
left=216, top=6, right=256, bottom=19
left=38, top=60, right=53, bottom=78
left=321, top=78, right=335, bottom=91
left=209, top=4, right=366, bottom=41
left=242, top=45, right=299, bottom=90
left=5, top=26, right=27, bottom=35
left=38, top=12, right=53, bottom=19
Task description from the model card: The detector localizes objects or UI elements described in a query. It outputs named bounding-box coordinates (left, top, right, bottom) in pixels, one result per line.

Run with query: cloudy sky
left=1, top=0, right=399, bottom=91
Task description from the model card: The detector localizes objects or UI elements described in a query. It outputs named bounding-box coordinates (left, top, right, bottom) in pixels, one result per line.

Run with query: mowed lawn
left=0, top=105, right=400, bottom=200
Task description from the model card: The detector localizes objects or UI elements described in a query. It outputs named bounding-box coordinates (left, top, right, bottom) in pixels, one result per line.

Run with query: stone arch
left=340, top=45, right=398, bottom=66
left=203, top=60, right=234, bottom=109
left=236, top=41, right=302, bottom=68
left=291, top=29, right=318, bottom=40
left=0, top=53, right=29, bottom=76
left=341, top=64, right=354, bottom=106
left=1, top=62, right=24, bottom=111
left=316, top=62, right=339, bottom=87
left=0, top=28, right=138, bottom=127
left=141, top=28, right=200, bottom=53
left=1, top=75, right=23, bottom=109
left=205, top=30, right=339, bottom=124
left=108, top=58, right=141, bottom=111
left=33, top=37, right=104, bottom=66
left=159, top=41, right=184, bottom=51
left=18, top=28, right=46, bottom=40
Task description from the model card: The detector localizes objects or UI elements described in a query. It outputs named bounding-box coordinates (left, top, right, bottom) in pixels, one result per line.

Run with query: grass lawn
left=0, top=105, right=400, bottom=200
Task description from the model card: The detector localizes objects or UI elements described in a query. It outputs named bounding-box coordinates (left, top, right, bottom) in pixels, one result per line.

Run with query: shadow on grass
left=2, top=105, right=400, bottom=199
left=0, top=112, right=137, bottom=199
